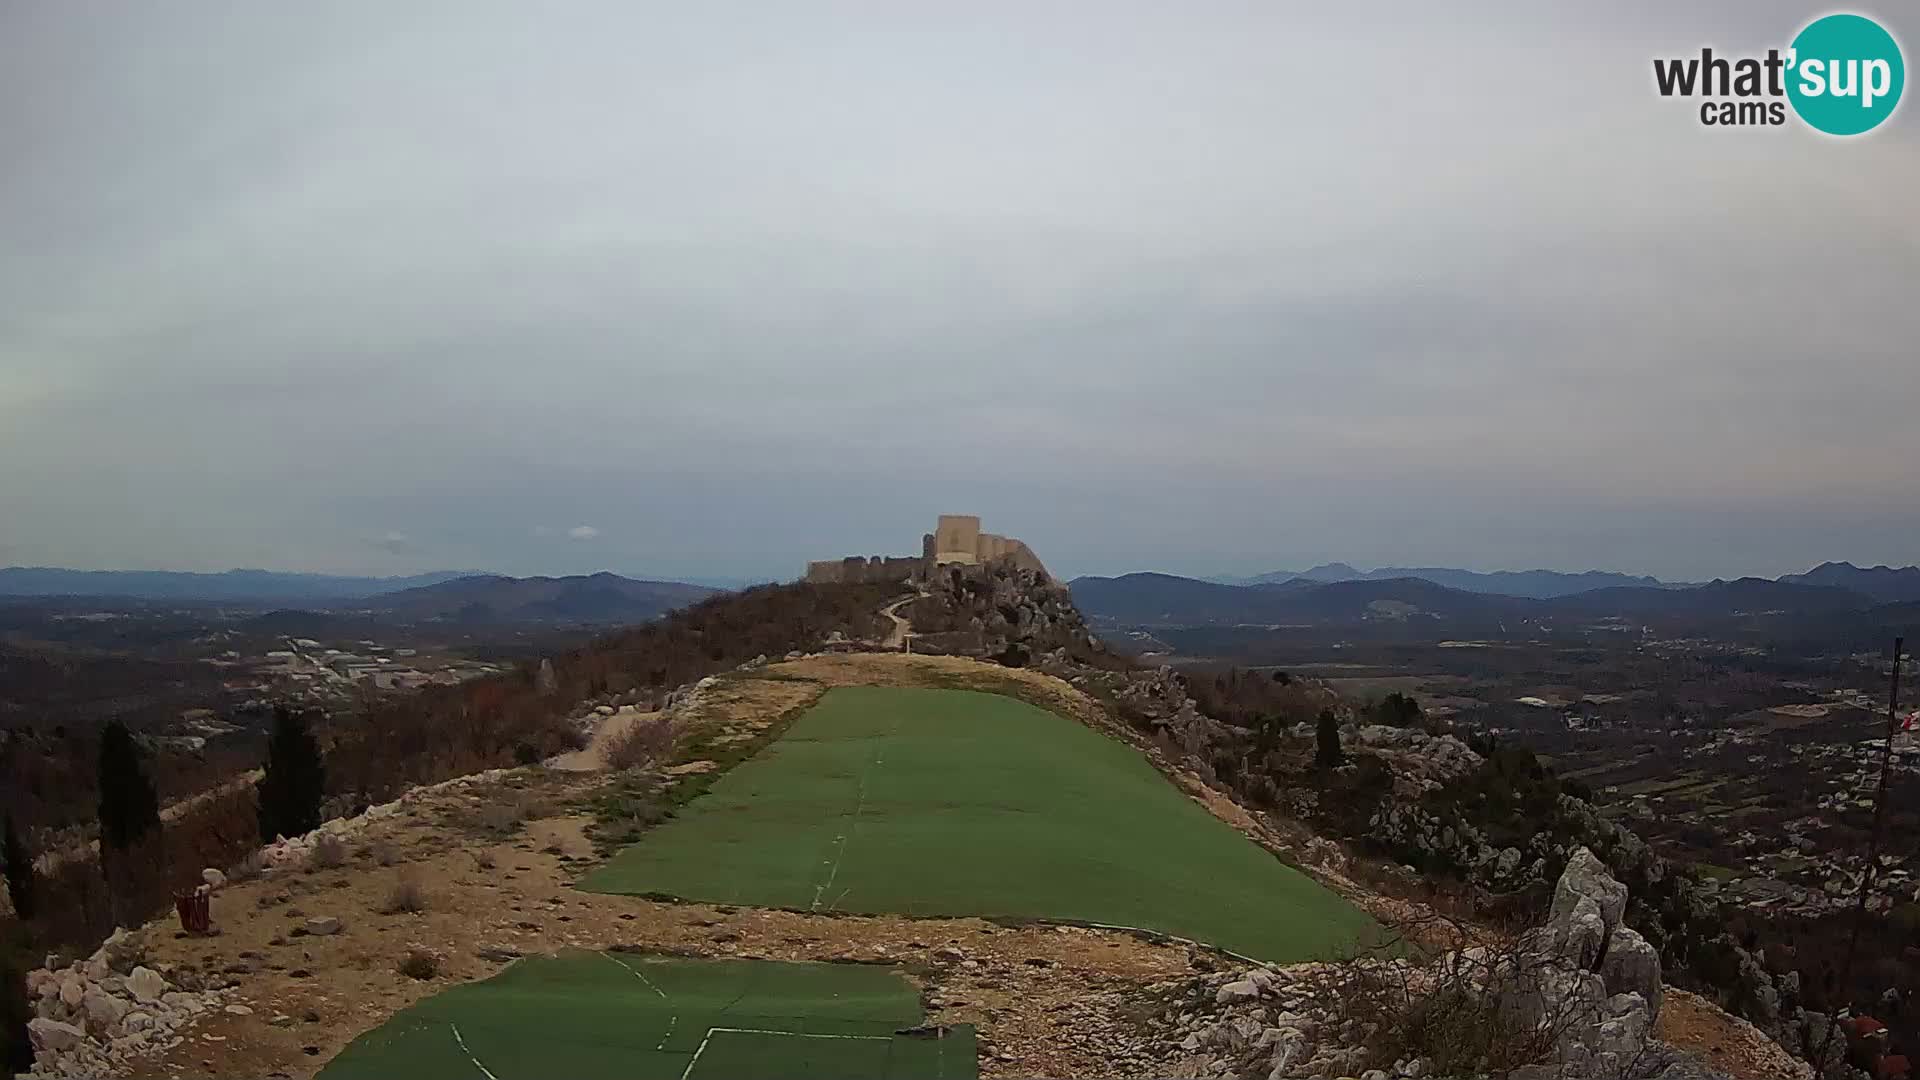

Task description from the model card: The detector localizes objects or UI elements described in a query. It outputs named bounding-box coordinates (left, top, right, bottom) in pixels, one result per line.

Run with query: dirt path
left=546, top=706, right=653, bottom=772
left=877, top=594, right=917, bottom=650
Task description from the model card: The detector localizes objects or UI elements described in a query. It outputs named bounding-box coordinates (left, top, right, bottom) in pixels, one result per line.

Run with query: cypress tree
left=257, top=706, right=326, bottom=842
left=1315, top=709, right=1346, bottom=768
left=96, top=721, right=160, bottom=853
left=1, top=945, right=32, bottom=1078
left=0, top=816, right=32, bottom=922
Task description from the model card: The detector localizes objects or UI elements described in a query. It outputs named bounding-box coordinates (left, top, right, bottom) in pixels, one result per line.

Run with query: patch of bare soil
left=547, top=706, right=651, bottom=771
left=1658, top=987, right=1814, bottom=1080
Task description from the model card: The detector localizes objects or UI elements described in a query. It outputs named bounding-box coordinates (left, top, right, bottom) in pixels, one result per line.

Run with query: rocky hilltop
left=1155, top=850, right=1782, bottom=1079
left=5, top=566, right=1830, bottom=1080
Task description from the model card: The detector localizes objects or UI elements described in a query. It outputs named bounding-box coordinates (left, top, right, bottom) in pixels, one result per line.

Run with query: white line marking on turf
left=711, top=1027, right=891, bottom=1040
left=812, top=744, right=883, bottom=913
left=680, top=1026, right=893, bottom=1080
left=449, top=1023, right=500, bottom=1080
left=602, top=951, right=679, bottom=1051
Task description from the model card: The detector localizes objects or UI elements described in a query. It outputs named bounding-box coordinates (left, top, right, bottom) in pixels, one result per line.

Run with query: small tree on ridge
left=1316, top=709, right=1345, bottom=768
left=257, top=706, right=327, bottom=842
left=1, top=816, right=33, bottom=922
left=96, top=721, right=160, bottom=853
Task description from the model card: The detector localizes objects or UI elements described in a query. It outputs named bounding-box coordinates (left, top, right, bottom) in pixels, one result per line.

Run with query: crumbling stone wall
left=803, top=556, right=921, bottom=585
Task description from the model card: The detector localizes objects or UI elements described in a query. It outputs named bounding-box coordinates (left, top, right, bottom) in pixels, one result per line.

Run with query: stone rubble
left=22, top=928, right=229, bottom=1080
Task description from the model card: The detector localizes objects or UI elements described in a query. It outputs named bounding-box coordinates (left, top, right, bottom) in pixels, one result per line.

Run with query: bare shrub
left=473, top=802, right=517, bottom=833
left=307, top=834, right=347, bottom=871
left=1304, top=910, right=1566, bottom=1076
left=397, top=947, right=439, bottom=980
left=382, top=874, right=427, bottom=914
left=226, top=848, right=267, bottom=884
left=471, top=790, right=548, bottom=836
left=367, top=840, right=400, bottom=867
left=604, top=715, right=678, bottom=771
left=473, top=850, right=496, bottom=871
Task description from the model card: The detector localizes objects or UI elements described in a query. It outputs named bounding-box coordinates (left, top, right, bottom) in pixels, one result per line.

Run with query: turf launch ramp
left=582, top=685, right=1377, bottom=962
left=317, top=951, right=975, bottom=1080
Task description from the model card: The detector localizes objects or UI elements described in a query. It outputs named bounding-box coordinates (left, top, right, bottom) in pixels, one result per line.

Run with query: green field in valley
left=317, top=951, right=974, bottom=1080
left=582, top=686, right=1377, bottom=962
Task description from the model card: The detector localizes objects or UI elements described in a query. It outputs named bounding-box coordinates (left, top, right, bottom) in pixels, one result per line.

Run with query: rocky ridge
left=1153, top=850, right=1744, bottom=1080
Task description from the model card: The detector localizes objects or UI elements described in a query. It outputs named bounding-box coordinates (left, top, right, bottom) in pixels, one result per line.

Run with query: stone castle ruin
left=804, top=514, right=1048, bottom=585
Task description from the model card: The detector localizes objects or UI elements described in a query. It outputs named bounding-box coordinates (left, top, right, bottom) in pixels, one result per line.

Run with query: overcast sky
left=2, top=2, right=1916, bottom=583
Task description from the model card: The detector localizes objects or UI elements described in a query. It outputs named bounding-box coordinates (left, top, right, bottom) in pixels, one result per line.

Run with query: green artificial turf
left=582, top=686, right=1378, bottom=962
left=317, top=951, right=974, bottom=1080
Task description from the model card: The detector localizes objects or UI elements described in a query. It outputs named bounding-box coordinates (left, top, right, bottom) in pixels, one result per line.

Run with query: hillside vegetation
left=12, top=581, right=898, bottom=953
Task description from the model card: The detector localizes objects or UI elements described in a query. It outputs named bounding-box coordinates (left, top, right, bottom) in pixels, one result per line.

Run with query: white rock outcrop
left=23, top=930, right=227, bottom=1080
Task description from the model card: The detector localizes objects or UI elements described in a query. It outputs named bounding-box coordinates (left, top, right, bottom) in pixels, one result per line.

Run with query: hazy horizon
left=4, top=2, right=1916, bottom=584
left=0, top=552, right=1900, bottom=588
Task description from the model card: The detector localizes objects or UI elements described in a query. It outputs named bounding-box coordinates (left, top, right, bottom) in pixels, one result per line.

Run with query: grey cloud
left=1, top=2, right=1916, bottom=582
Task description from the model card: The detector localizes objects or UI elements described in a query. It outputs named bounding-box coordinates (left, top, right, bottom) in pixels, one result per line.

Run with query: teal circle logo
left=1787, top=13, right=1905, bottom=135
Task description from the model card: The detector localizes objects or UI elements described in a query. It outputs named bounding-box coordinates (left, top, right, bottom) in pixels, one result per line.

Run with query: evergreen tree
left=96, top=721, right=160, bottom=853
left=1, top=946, right=31, bottom=1079
left=1252, top=713, right=1284, bottom=757
left=1370, top=691, right=1423, bottom=727
left=256, top=706, right=326, bottom=842
left=0, top=816, right=32, bottom=922
left=1315, top=709, right=1345, bottom=768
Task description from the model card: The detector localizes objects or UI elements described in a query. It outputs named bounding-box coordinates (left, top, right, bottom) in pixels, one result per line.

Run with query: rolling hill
left=1230, top=563, right=1674, bottom=598
left=1068, top=572, right=1528, bottom=626
left=1545, top=577, right=1873, bottom=618
left=363, top=572, right=717, bottom=623
left=1070, top=571, right=1877, bottom=628
left=0, top=566, right=472, bottom=602
left=1779, top=561, right=1920, bottom=604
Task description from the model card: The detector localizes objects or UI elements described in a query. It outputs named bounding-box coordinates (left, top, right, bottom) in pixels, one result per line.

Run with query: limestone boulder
left=1214, top=978, right=1260, bottom=1005
left=1551, top=847, right=1627, bottom=935
left=127, top=965, right=167, bottom=1004
left=58, top=972, right=84, bottom=1010
left=1601, top=926, right=1664, bottom=1019
left=80, top=988, right=129, bottom=1035
left=1557, top=894, right=1608, bottom=968
left=28, top=1018, right=86, bottom=1053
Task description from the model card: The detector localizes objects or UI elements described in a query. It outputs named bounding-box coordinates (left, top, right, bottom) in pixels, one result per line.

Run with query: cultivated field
left=317, top=951, right=974, bottom=1080
left=583, top=685, right=1377, bottom=961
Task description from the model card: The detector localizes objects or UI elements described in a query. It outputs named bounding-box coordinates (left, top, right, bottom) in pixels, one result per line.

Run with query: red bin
left=175, top=885, right=211, bottom=935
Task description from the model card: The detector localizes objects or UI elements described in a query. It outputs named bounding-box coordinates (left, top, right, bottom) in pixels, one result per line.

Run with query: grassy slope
left=318, top=951, right=973, bottom=1080
left=584, top=686, right=1377, bottom=962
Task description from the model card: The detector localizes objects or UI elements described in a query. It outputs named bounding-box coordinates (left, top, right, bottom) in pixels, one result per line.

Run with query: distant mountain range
left=1072, top=573, right=1524, bottom=626
left=1210, top=560, right=1920, bottom=606
left=1218, top=563, right=1674, bottom=599
left=1071, top=565, right=1902, bottom=630
left=0, top=567, right=474, bottom=602
left=1778, top=562, right=1920, bottom=604
left=0, top=566, right=720, bottom=624
left=363, top=573, right=716, bottom=623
